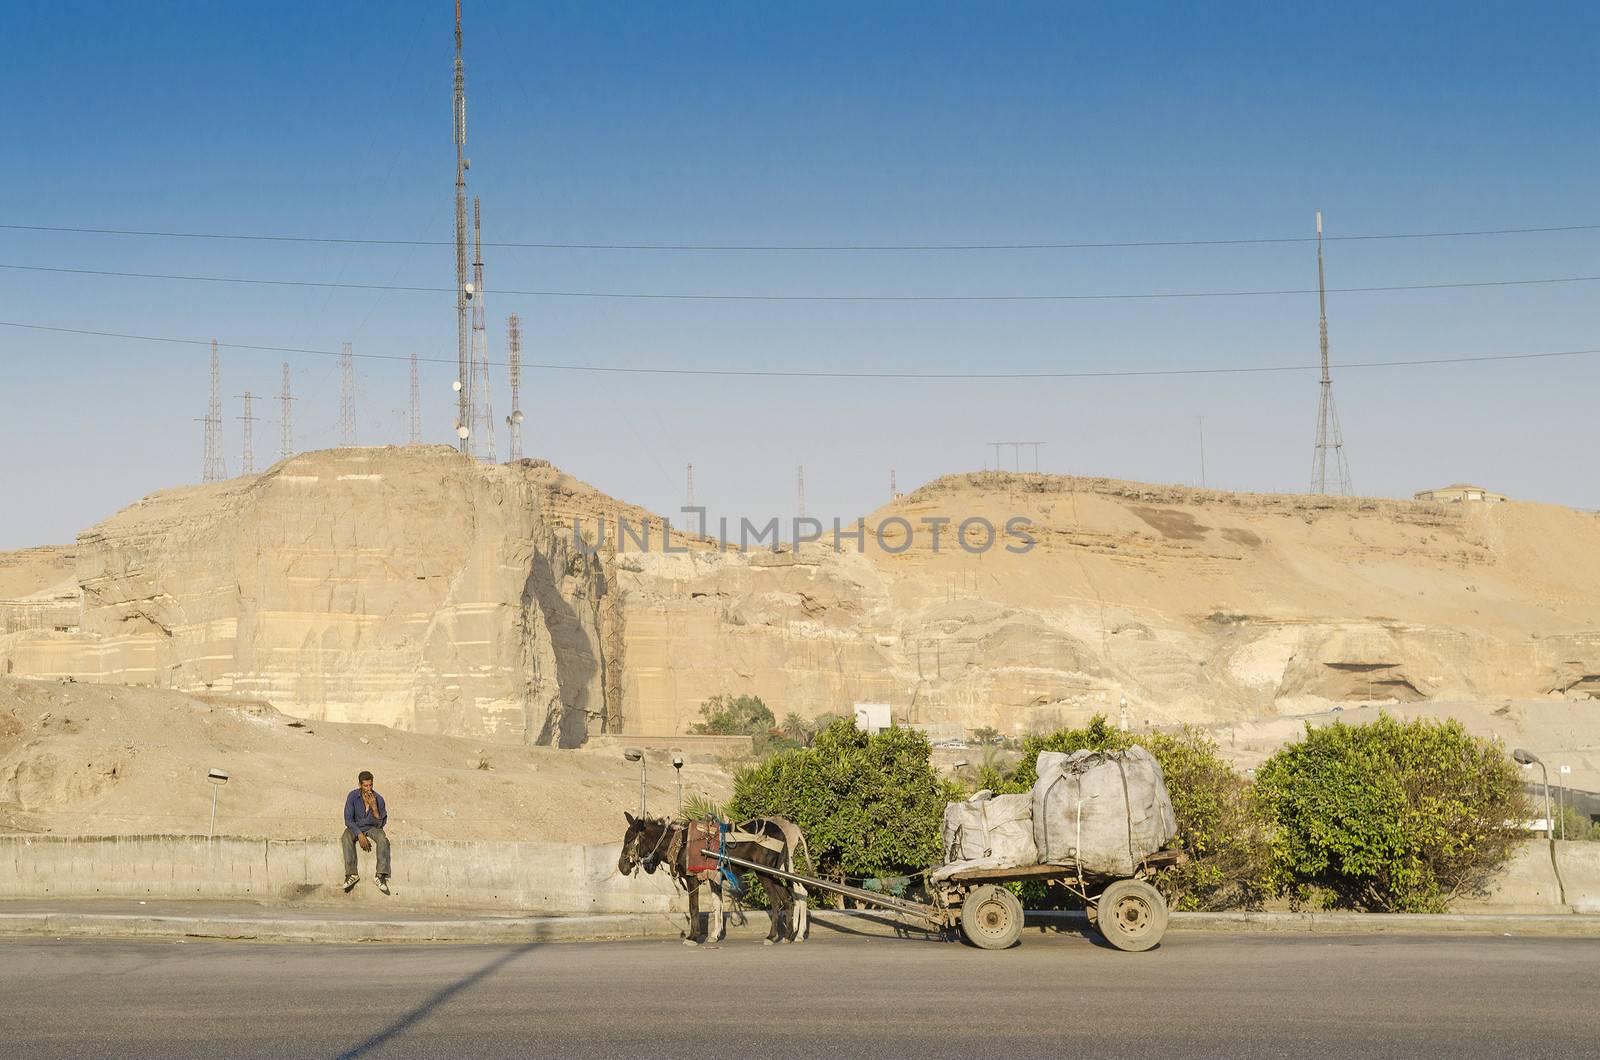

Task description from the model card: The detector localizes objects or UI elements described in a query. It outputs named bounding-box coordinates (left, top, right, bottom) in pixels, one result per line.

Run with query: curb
left=2, top=908, right=1597, bottom=945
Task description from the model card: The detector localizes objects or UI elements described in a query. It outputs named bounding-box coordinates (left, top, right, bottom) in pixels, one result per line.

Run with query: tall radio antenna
left=469, top=197, right=496, bottom=461
left=339, top=342, right=357, bottom=446
left=236, top=391, right=257, bottom=475
left=201, top=339, right=226, bottom=483
left=278, top=362, right=295, bottom=461
left=1309, top=211, right=1353, bottom=495
left=408, top=353, right=422, bottom=445
left=505, top=313, right=524, bottom=460
left=452, top=0, right=472, bottom=452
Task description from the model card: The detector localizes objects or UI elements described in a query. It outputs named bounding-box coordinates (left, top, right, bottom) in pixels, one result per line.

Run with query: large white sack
left=1031, top=746, right=1177, bottom=876
left=941, top=791, right=1037, bottom=867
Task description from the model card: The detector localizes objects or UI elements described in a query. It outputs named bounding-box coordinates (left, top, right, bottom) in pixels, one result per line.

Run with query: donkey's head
left=618, top=811, right=672, bottom=876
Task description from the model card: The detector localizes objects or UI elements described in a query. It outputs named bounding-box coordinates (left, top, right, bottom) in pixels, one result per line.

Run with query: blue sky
left=2, top=1, right=1597, bottom=548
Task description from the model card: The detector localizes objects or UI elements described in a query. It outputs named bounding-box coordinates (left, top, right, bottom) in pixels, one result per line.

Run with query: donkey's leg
left=762, top=876, right=791, bottom=945
left=709, top=885, right=726, bottom=944
left=682, top=880, right=701, bottom=947
left=793, top=883, right=809, bottom=943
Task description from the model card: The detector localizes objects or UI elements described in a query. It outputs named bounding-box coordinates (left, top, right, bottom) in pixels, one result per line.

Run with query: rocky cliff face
left=1, top=448, right=612, bottom=746
left=5, top=455, right=1598, bottom=743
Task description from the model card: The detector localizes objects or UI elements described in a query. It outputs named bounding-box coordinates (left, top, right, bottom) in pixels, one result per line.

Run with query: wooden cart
left=706, top=847, right=1180, bottom=951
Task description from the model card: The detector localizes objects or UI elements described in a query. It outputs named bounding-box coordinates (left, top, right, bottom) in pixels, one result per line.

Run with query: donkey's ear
left=624, top=811, right=636, bottom=825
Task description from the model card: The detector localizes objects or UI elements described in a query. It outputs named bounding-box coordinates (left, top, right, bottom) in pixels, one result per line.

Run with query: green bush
left=728, top=719, right=961, bottom=884
left=1254, top=715, right=1529, bottom=912
left=691, top=694, right=775, bottom=736
left=995, top=715, right=1271, bottom=911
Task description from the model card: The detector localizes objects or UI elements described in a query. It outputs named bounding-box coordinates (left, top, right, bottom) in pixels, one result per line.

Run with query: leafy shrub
left=728, top=719, right=961, bottom=884
left=1254, top=715, right=1528, bottom=912
left=994, top=715, right=1272, bottom=910
left=691, top=694, right=775, bottom=736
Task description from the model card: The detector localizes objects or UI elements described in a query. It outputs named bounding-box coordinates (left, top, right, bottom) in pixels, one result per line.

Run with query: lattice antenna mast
left=236, top=392, right=258, bottom=475
left=339, top=342, right=357, bottom=446
left=890, top=469, right=897, bottom=500
left=1309, top=211, right=1353, bottom=495
left=278, top=362, right=295, bottom=461
left=452, top=0, right=472, bottom=452
left=201, top=339, right=226, bottom=483
left=408, top=353, right=422, bottom=445
left=685, top=463, right=694, bottom=508
left=796, top=465, right=805, bottom=518
left=469, top=197, right=496, bottom=461
left=505, top=314, right=524, bottom=460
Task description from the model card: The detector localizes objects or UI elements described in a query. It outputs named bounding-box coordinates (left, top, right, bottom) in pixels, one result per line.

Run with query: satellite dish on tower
left=456, top=425, right=470, bottom=440
left=452, top=380, right=463, bottom=392
left=512, top=410, right=524, bottom=424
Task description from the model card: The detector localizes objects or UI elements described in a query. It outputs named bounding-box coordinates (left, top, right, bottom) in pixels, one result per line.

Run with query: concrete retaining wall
left=0, top=835, right=683, bottom=913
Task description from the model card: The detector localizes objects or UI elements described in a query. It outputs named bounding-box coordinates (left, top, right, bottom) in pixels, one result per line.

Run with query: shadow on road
left=333, top=942, right=541, bottom=1059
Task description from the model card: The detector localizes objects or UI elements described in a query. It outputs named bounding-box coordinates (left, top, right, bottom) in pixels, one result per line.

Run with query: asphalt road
left=1, top=929, right=1596, bottom=1059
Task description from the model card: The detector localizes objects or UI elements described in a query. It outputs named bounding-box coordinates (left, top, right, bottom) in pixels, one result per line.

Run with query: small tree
left=729, top=719, right=960, bottom=883
left=1254, top=715, right=1529, bottom=912
left=690, top=694, right=775, bottom=736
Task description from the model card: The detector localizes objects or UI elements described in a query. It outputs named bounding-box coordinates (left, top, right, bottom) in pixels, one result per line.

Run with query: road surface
left=1, top=929, right=1595, bottom=1058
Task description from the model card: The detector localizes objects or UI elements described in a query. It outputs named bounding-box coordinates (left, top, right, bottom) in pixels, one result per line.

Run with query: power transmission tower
left=201, top=339, right=226, bottom=483
left=339, top=343, right=357, bottom=447
left=236, top=391, right=257, bottom=475
left=408, top=353, right=422, bottom=445
left=505, top=314, right=524, bottom=460
left=469, top=197, right=496, bottom=461
left=1309, top=211, right=1353, bottom=495
left=685, top=463, right=694, bottom=508
left=796, top=465, right=805, bottom=517
left=890, top=469, right=898, bottom=500
left=452, top=0, right=471, bottom=452
left=279, top=362, right=295, bottom=461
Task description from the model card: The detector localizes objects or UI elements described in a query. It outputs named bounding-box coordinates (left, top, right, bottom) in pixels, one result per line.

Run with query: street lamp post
left=624, top=748, right=646, bottom=816
left=1512, top=748, right=1551, bottom=838
left=672, top=753, right=684, bottom=815
left=206, top=768, right=229, bottom=838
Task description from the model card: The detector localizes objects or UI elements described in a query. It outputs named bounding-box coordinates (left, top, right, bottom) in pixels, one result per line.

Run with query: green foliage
left=691, top=694, right=775, bottom=736
left=728, top=719, right=961, bottom=887
left=1254, top=714, right=1528, bottom=912
left=679, top=792, right=725, bottom=822
left=994, top=715, right=1271, bottom=911
left=1555, top=805, right=1600, bottom=842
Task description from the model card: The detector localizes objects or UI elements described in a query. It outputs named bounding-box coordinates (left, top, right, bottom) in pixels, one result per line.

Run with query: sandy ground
left=0, top=678, right=732, bottom=842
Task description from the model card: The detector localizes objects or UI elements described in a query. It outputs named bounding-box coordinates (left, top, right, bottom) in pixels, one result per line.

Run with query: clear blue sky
left=2, top=1, right=1597, bottom=548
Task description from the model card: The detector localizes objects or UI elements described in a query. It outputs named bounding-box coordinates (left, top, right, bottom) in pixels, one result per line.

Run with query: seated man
left=342, top=770, right=391, bottom=894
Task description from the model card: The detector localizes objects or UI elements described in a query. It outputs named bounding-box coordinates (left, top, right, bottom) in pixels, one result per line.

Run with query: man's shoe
left=375, top=875, right=390, bottom=895
left=342, top=874, right=360, bottom=893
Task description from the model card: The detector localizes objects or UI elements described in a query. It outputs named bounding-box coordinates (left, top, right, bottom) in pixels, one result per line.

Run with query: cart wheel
left=959, top=884, right=1024, bottom=950
left=1094, top=879, right=1167, bottom=952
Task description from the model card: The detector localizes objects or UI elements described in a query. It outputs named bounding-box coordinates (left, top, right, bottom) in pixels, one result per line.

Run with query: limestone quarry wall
left=0, top=448, right=613, bottom=746
left=5, top=457, right=1600, bottom=742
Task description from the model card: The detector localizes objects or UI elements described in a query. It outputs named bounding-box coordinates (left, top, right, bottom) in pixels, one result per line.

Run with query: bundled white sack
left=1031, top=746, right=1177, bottom=876
left=933, top=790, right=1037, bottom=880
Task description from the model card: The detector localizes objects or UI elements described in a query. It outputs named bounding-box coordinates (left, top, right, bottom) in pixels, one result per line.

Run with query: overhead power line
left=4, top=261, right=1600, bottom=303
left=3, top=319, right=1597, bottom=381
left=3, top=220, right=1598, bottom=251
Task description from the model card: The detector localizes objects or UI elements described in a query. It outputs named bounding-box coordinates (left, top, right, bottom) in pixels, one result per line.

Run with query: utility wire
left=4, top=261, right=1600, bottom=302
left=3, top=221, right=1598, bottom=251
left=3, top=319, right=1596, bottom=380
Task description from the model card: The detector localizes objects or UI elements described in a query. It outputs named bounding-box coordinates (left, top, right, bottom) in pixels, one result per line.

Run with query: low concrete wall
left=0, top=835, right=683, bottom=913
left=1556, top=841, right=1600, bottom=914
left=1452, top=841, right=1567, bottom=914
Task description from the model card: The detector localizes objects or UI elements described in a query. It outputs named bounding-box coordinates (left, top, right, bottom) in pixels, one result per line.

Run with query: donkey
left=618, top=812, right=808, bottom=945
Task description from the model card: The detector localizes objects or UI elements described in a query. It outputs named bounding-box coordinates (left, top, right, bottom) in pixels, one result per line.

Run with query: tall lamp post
left=671, top=753, right=684, bottom=816
left=624, top=748, right=646, bottom=816
left=1512, top=748, right=1551, bottom=838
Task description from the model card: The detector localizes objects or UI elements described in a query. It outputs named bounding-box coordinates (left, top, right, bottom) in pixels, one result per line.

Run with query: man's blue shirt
left=344, top=789, right=387, bottom=834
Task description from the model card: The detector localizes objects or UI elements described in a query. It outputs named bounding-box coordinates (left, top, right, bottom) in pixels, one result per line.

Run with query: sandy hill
left=3, top=450, right=1598, bottom=747
left=0, top=677, right=728, bottom=841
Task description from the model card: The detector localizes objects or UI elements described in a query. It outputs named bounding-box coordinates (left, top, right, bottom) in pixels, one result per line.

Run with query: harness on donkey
left=622, top=812, right=811, bottom=946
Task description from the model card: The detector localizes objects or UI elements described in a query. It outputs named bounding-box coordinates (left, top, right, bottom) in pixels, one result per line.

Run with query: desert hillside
left=3, top=448, right=1598, bottom=744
